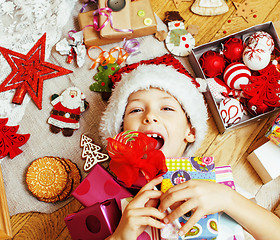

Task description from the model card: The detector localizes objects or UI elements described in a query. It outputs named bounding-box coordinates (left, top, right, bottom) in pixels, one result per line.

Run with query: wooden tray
left=0, top=166, right=12, bottom=239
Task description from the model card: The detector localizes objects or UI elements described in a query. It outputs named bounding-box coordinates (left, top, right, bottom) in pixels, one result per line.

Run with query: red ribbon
left=107, top=131, right=167, bottom=187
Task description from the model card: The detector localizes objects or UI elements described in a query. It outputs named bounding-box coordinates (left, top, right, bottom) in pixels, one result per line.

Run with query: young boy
left=99, top=57, right=280, bottom=240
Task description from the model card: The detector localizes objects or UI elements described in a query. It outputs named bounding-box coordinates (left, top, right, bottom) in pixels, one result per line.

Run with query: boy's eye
left=130, top=108, right=142, bottom=113
left=162, top=107, right=174, bottom=111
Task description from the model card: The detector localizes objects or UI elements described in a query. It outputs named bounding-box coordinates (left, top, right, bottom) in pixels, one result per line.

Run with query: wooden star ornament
left=232, top=0, right=256, bottom=22
left=0, top=33, right=72, bottom=109
left=172, top=0, right=191, bottom=9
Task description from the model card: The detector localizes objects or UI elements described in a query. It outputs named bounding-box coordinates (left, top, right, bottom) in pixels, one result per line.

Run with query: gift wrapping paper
left=98, top=0, right=132, bottom=39
left=265, top=112, right=280, bottom=146
left=64, top=199, right=121, bottom=240
left=215, top=165, right=236, bottom=190
left=160, top=157, right=218, bottom=240
left=72, top=164, right=132, bottom=209
left=215, top=165, right=244, bottom=240
left=161, top=157, right=216, bottom=193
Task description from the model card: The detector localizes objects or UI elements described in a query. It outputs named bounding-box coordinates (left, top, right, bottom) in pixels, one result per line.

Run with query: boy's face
left=123, top=88, right=195, bottom=157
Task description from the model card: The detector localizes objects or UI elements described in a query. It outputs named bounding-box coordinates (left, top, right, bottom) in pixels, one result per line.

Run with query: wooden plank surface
left=7, top=0, right=280, bottom=239
left=0, top=166, right=12, bottom=239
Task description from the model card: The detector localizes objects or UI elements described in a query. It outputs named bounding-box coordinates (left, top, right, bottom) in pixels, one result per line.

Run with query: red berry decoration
left=199, top=50, right=226, bottom=78
left=223, top=38, right=244, bottom=62
left=246, top=100, right=274, bottom=116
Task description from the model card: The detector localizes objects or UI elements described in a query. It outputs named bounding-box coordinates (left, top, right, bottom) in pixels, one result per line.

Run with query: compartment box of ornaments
left=189, top=21, right=280, bottom=133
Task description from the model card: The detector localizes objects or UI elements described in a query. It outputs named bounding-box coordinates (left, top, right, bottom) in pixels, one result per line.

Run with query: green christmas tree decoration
left=90, top=62, right=120, bottom=92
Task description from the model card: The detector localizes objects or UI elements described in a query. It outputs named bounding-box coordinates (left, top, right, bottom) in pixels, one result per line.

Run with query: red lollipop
left=199, top=50, right=225, bottom=77
left=223, top=38, right=244, bottom=62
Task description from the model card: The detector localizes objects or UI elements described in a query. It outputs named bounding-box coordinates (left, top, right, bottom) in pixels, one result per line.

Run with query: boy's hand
left=107, top=176, right=166, bottom=240
left=158, top=180, right=231, bottom=236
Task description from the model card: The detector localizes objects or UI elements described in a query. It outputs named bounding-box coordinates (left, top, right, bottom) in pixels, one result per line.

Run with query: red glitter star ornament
left=0, top=33, right=72, bottom=109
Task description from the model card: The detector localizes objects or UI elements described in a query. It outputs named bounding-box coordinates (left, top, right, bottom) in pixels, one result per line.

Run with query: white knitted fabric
left=99, top=64, right=208, bottom=157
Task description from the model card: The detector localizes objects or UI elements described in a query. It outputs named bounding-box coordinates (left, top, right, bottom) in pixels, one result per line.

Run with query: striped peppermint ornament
left=223, top=62, right=251, bottom=90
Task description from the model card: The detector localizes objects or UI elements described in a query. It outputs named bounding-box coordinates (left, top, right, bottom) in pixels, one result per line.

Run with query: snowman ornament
left=165, top=21, right=195, bottom=56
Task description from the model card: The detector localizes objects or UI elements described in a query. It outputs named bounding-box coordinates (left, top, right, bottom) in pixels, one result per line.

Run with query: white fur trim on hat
left=99, top=64, right=208, bottom=157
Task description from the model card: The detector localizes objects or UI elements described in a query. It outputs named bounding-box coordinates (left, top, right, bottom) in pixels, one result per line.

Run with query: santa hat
left=99, top=54, right=208, bottom=157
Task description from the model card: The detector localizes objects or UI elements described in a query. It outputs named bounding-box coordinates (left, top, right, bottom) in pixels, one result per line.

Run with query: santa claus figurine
left=48, top=87, right=89, bottom=136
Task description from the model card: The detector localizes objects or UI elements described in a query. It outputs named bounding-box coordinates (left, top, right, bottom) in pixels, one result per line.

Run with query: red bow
left=107, top=131, right=167, bottom=187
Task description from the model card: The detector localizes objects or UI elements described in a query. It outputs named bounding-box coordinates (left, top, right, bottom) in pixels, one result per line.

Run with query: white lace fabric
left=0, top=0, right=77, bottom=141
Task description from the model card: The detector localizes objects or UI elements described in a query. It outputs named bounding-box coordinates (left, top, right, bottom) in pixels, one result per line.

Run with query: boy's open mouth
left=146, top=133, right=164, bottom=150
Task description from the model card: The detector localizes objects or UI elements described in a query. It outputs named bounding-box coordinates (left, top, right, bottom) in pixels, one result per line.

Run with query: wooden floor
left=8, top=0, right=280, bottom=239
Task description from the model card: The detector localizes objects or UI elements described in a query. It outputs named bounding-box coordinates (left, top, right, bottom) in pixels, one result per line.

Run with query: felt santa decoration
left=48, top=87, right=89, bottom=136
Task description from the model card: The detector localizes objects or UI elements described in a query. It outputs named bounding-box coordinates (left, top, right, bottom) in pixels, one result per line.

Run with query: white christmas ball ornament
left=223, top=62, right=251, bottom=90
left=242, top=46, right=271, bottom=71
left=248, top=31, right=274, bottom=53
left=219, top=98, right=244, bottom=127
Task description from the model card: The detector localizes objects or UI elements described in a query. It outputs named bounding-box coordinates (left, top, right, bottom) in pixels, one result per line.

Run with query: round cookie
left=38, top=178, right=73, bottom=203
left=38, top=157, right=81, bottom=203
left=42, top=157, right=72, bottom=202
left=62, top=158, right=81, bottom=192
left=57, top=157, right=71, bottom=173
left=26, top=157, right=68, bottom=199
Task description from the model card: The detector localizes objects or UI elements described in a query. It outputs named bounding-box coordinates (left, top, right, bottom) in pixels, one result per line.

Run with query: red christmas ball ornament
left=223, top=62, right=251, bottom=90
left=246, top=100, right=274, bottom=116
left=199, top=50, right=226, bottom=78
left=223, top=38, right=244, bottom=62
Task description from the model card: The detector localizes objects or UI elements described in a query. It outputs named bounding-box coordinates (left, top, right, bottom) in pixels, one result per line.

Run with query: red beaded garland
left=246, top=100, right=274, bottom=116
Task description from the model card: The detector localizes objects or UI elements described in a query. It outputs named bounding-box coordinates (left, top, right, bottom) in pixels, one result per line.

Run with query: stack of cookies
left=26, top=156, right=81, bottom=203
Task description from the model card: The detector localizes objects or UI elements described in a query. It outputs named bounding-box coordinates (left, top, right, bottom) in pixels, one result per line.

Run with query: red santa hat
left=99, top=54, right=208, bottom=157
